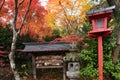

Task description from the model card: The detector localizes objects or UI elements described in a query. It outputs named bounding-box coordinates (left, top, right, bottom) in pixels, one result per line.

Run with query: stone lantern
left=66, top=62, right=80, bottom=80
left=64, top=43, right=80, bottom=80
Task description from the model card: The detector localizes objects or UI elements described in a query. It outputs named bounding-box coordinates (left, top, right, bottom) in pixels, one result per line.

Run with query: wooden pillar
left=63, top=53, right=66, bottom=80
left=63, top=61, right=66, bottom=80
left=98, top=36, right=103, bottom=80
left=32, top=54, right=37, bottom=79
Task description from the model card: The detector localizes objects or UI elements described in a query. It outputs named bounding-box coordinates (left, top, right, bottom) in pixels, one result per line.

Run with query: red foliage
left=0, top=0, right=52, bottom=41
left=51, top=34, right=84, bottom=44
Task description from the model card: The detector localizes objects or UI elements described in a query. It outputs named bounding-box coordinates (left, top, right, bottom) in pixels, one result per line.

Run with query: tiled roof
left=22, top=42, right=71, bottom=52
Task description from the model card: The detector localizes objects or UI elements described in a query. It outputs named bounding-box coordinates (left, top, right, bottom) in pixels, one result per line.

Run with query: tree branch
left=17, top=0, right=32, bottom=34
left=107, top=0, right=115, bottom=6
left=17, top=0, right=24, bottom=8
left=107, top=0, right=120, bottom=15
left=12, top=0, right=18, bottom=33
left=0, top=0, right=5, bottom=10
left=59, top=1, right=73, bottom=35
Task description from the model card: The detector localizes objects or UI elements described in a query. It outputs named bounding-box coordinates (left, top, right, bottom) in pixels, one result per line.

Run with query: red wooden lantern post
left=86, top=6, right=115, bottom=80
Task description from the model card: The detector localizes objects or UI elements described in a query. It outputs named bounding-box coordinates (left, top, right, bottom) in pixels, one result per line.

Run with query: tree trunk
left=113, top=45, right=120, bottom=64
left=107, top=0, right=120, bottom=64
left=113, top=27, right=120, bottom=64
left=107, top=0, right=120, bottom=11
left=9, top=33, right=21, bottom=80
left=106, top=0, right=115, bottom=6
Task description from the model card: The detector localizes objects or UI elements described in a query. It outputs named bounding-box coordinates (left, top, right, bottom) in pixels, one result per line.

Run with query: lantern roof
left=86, top=5, right=115, bottom=15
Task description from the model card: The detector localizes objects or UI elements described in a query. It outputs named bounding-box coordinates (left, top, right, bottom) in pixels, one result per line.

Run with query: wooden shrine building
left=22, top=42, right=71, bottom=80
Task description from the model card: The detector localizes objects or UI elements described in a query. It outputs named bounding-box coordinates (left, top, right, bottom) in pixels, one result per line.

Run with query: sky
left=39, top=0, right=100, bottom=6
left=39, top=0, right=48, bottom=6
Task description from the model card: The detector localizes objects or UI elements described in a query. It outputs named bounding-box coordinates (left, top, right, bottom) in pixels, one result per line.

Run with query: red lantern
left=86, top=6, right=115, bottom=80
left=87, top=6, right=115, bottom=37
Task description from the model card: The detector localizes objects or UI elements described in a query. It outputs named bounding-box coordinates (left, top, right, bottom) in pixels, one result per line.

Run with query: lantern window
left=95, top=18, right=104, bottom=29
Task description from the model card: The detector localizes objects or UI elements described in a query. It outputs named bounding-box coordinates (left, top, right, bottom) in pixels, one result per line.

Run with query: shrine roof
left=22, top=42, right=71, bottom=52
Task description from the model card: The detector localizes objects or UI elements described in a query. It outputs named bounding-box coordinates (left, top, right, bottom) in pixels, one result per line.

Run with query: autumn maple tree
left=0, top=0, right=51, bottom=41
left=0, top=0, right=50, bottom=80
left=45, top=0, right=91, bottom=36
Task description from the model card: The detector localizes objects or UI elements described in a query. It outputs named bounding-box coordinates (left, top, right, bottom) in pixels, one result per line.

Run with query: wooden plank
left=36, top=65, right=63, bottom=69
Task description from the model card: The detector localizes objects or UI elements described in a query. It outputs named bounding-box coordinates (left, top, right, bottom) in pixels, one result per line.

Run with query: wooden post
left=32, top=54, right=37, bottom=79
left=98, top=36, right=103, bottom=80
left=63, top=61, right=66, bottom=80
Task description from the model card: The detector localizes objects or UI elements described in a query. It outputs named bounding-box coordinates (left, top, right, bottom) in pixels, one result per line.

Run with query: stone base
left=66, top=71, right=80, bottom=79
